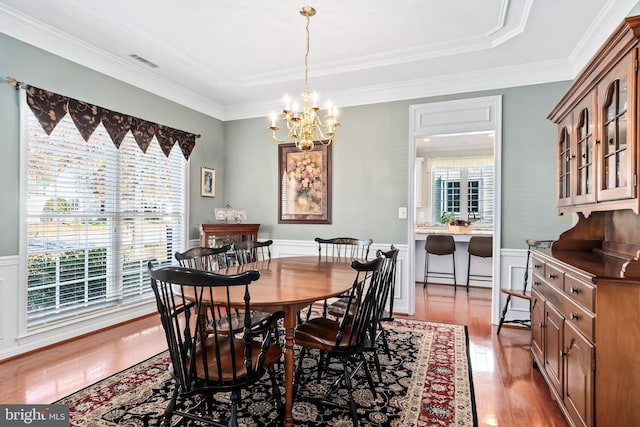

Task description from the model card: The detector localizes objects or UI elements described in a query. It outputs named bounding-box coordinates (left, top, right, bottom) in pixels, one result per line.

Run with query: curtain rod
left=4, top=76, right=201, bottom=138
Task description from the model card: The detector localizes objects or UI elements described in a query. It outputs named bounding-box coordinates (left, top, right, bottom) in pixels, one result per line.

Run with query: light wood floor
left=0, top=284, right=567, bottom=426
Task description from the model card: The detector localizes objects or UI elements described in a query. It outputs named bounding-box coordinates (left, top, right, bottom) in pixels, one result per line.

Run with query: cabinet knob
left=595, top=139, right=601, bottom=144
left=538, top=322, right=545, bottom=328
left=569, top=286, right=580, bottom=294
left=534, top=263, right=542, bottom=269
left=549, top=273, right=558, bottom=279
left=534, top=281, right=542, bottom=287
left=570, top=312, right=580, bottom=321
left=571, top=155, right=576, bottom=159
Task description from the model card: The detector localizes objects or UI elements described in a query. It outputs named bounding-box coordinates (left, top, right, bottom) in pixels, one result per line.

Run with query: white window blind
left=25, top=106, right=186, bottom=327
left=431, top=156, right=494, bottom=225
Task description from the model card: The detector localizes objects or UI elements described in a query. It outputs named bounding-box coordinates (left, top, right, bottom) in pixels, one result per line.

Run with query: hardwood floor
left=0, top=283, right=567, bottom=426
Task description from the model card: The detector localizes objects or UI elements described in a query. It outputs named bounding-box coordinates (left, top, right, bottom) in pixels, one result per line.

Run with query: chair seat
left=500, top=289, right=531, bottom=300
left=295, top=317, right=357, bottom=352
left=210, top=310, right=273, bottom=334
left=326, top=296, right=355, bottom=318
left=175, top=338, right=281, bottom=382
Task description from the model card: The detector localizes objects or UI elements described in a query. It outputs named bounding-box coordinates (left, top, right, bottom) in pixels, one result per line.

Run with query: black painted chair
left=497, top=239, right=553, bottom=334
left=148, top=262, right=284, bottom=427
left=175, top=246, right=272, bottom=337
left=233, top=239, right=273, bottom=265
left=293, top=257, right=384, bottom=426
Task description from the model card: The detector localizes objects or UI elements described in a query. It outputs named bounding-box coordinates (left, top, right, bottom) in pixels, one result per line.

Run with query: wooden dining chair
left=175, top=246, right=272, bottom=337
left=368, top=246, right=399, bottom=372
left=303, top=237, right=373, bottom=321
left=293, top=257, right=384, bottom=426
left=174, top=245, right=230, bottom=271
left=148, top=262, right=284, bottom=427
left=315, top=237, right=373, bottom=262
left=324, top=246, right=399, bottom=382
left=233, top=239, right=273, bottom=265
left=497, top=239, right=553, bottom=334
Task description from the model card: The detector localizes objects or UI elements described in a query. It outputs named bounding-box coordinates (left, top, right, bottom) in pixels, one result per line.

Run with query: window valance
left=23, top=84, right=198, bottom=160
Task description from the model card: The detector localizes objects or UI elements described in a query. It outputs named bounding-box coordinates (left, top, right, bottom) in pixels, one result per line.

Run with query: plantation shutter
left=25, top=98, right=187, bottom=327
left=429, top=156, right=494, bottom=225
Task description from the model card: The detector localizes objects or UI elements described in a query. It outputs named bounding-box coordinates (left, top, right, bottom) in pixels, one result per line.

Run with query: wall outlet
left=398, top=207, right=407, bottom=219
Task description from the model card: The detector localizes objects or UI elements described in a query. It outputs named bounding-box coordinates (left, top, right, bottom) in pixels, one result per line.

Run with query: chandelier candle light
left=269, top=6, right=339, bottom=152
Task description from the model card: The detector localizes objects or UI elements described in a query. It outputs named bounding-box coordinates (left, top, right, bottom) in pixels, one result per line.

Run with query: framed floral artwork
left=201, top=167, right=216, bottom=197
left=278, top=143, right=331, bottom=224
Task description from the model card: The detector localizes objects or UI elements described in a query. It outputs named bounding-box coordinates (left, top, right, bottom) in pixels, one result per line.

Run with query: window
left=432, top=160, right=493, bottom=225
left=25, top=108, right=186, bottom=327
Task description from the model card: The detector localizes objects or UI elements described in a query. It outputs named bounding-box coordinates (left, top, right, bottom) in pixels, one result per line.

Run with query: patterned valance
left=25, top=85, right=198, bottom=160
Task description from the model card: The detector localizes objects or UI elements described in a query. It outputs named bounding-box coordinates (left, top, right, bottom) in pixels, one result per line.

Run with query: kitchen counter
left=415, top=226, right=493, bottom=243
left=414, top=226, right=493, bottom=287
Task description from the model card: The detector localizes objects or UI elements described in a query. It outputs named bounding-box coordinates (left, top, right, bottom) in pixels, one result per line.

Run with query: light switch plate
left=398, top=207, right=407, bottom=219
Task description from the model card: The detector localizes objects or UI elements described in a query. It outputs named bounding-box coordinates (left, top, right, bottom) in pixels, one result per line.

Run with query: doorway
left=408, top=95, right=502, bottom=323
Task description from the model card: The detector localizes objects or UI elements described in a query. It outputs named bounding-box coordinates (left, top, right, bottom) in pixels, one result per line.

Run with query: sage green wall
left=224, top=102, right=408, bottom=244
left=0, top=33, right=225, bottom=256
left=224, top=83, right=574, bottom=249
left=1, top=31, right=574, bottom=254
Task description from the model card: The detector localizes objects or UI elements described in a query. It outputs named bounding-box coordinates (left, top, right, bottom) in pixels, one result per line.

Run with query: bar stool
left=466, top=236, right=493, bottom=292
left=496, top=239, right=553, bottom=334
left=423, top=234, right=457, bottom=290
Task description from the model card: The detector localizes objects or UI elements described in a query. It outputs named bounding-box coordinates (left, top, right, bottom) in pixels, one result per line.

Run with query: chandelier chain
left=304, top=14, right=310, bottom=94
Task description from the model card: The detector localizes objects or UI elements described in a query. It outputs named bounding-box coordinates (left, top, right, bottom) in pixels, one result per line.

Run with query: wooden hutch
left=199, top=223, right=260, bottom=248
left=538, top=16, right=640, bottom=427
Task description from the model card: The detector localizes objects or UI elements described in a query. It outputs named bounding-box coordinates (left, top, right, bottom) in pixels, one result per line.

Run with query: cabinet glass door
left=574, top=95, right=597, bottom=205
left=557, top=116, right=573, bottom=207
left=598, top=55, right=636, bottom=201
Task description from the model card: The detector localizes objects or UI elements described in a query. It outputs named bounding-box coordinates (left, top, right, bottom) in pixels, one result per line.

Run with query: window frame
left=18, top=90, right=189, bottom=332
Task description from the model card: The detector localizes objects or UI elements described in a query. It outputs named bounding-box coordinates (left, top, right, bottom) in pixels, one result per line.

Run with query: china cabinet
left=548, top=19, right=637, bottom=214
left=539, top=16, right=640, bottom=427
left=199, top=223, right=260, bottom=248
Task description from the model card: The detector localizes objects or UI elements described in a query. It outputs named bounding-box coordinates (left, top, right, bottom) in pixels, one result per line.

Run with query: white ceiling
left=1, top=0, right=639, bottom=121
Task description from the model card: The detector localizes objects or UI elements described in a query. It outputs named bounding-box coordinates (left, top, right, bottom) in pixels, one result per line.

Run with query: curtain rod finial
left=5, top=76, right=18, bottom=88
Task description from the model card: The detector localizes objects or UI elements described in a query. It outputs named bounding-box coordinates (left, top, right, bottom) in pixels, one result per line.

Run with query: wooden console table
left=199, top=223, right=260, bottom=248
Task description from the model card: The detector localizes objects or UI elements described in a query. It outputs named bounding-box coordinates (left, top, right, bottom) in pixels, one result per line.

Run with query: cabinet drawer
left=531, top=272, right=546, bottom=293
left=531, top=256, right=545, bottom=278
left=545, top=263, right=565, bottom=290
left=564, top=273, right=595, bottom=312
left=539, top=276, right=594, bottom=342
left=563, top=297, right=595, bottom=342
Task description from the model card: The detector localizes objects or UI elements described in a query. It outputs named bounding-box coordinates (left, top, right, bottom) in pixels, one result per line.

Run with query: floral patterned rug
left=56, top=318, right=477, bottom=426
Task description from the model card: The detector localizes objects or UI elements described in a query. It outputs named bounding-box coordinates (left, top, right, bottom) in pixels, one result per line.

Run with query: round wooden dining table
left=187, top=256, right=356, bottom=427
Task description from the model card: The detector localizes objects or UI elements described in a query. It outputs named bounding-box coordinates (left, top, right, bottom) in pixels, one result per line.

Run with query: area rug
left=56, top=318, right=477, bottom=426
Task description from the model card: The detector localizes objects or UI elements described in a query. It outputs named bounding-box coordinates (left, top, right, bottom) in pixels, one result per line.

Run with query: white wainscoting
left=0, top=254, right=156, bottom=360
left=0, top=242, right=521, bottom=359
left=238, top=239, right=412, bottom=316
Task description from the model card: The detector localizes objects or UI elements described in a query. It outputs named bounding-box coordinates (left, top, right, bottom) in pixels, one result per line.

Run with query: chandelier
left=268, top=6, right=339, bottom=151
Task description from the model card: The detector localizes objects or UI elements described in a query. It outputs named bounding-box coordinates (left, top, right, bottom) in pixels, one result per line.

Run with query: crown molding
left=224, top=59, right=573, bottom=121
left=2, top=1, right=632, bottom=123
left=0, top=3, right=225, bottom=120
left=568, top=0, right=639, bottom=75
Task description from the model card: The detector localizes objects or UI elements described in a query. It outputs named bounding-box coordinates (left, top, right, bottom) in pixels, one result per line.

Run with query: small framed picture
left=201, top=167, right=216, bottom=197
